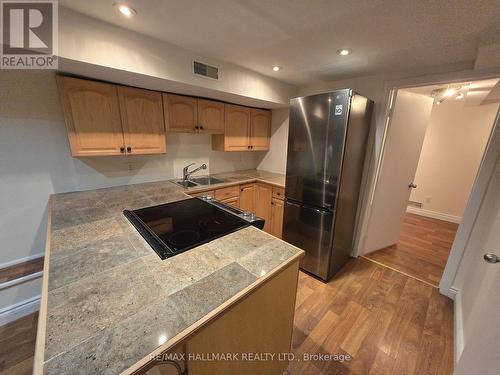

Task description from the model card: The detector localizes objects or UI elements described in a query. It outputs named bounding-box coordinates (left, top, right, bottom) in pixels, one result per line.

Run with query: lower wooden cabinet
left=144, top=260, right=299, bottom=375
left=220, top=196, right=240, bottom=208
left=239, top=184, right=255, bottom=212
left=270, top=197, right=284, bottom=239
left=254, top=183, right=273, bottom=233
left=189, top=190, right=215, bottom=198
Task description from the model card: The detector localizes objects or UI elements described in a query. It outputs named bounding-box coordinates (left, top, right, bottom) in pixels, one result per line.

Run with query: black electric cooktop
left=123, top=197, right=262, bottom=259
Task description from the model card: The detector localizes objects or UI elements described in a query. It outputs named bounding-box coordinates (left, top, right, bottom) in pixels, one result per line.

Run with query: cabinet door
left=270, top=198, right=284, bottom=239
left=250, top=109, right=271, bottom=151
left=239, top=184, right=255, bottom=212
left=254, top=183, right=273, bottom=233
left=197, top=99, right=224, bottom=134
left=164, top=94, right=198, bottom=132
left=118, top=86, right=166, bottom=155
left=220, top=196, right=240, bottom=209
left=56, top=76, right=125, bottom=157
left=225, top=104, right=251, bottom=151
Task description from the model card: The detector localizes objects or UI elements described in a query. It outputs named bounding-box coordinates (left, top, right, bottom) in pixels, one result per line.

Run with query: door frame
left=353, top=67, right=500, bottom=298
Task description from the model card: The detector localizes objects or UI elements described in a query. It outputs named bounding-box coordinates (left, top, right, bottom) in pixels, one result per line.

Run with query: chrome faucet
left=183, top=163, right=207, bottom=180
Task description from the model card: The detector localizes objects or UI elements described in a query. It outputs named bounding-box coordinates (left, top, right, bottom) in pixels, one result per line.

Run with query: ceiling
left=60, top=0, right=500, bottom=86
left=404, top=78, right=500, bottom=107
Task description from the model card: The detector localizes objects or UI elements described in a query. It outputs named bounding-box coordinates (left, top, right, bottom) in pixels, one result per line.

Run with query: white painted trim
left=440, top=108, right=500, bottom=296
left=445, top=286, right=459, bottom=300
left=355, top=68, right=500, bottom=290
left=0, top=253, right=45, bottom=271
left=0, top=295, right=40, bottom=326
left=406, top=206, right=461, bottom=224
left=0, top=271, right=43, bottom=291
left=454, top=288, right=464, bottom=365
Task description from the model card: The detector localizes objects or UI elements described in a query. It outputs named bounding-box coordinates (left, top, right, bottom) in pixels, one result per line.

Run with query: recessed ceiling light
left=114, top=3, right=136, bottom=17
left=455, top=92, right=465, bottom=100
left=272, top=65, right=282, bottom=72
left=337, top=49, right=351, bottom=56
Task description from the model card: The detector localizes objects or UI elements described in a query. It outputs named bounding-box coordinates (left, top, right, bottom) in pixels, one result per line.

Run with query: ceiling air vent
left=193, top=60, right=219, bottom=80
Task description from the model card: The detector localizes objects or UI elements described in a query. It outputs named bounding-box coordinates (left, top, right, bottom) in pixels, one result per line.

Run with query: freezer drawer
left=282, top=200, right=334, bottom=280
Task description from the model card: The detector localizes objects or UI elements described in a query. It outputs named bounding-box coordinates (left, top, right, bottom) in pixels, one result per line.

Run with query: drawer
left=189, top=190, right=215, bottom=198
left=272, top=186, right=285, bottom=200
left=220, top=196, right=240, bottom=209
left=215, top=185, right=239, bottom=200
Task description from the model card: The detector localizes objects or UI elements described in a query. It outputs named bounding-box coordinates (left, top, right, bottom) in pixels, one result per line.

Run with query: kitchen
left=1, top=1, right=500, bottom=375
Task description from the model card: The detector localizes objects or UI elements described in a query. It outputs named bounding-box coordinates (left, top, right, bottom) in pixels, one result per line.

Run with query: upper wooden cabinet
left=58, top=76, right=271, bottom=156
left=250, top=109, right=271, bottom=151
left=197, top=99, right=224, bottom=134
left=164, top=94, right=198, bottom=133
left=57, top=76, right=166, bottom=157
left=57, top=76, right=125, bottom=157
left=118, top=86, right=166, bottom=155
left=223, top=104, right=251, bottom=151
left=212, top=104, right=271, bottom=152
left=164, top=94, right=225, bottom=134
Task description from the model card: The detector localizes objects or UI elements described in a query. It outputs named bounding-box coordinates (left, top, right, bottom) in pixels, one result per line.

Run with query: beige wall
left=410, top=100, right=499, bottom=218
left=257, top=108, right=289, bottom=174
left=58, top=7, right=296, bottom=107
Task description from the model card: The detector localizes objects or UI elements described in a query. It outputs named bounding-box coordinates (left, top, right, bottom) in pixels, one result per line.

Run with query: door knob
left=409, top=182, right=417, bottom=189
left=484, top=253, right=500, bottom=264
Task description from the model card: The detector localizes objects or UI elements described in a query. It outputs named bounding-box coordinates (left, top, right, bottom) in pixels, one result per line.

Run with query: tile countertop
left=38, top=170, right=302, bottom=375
left=182, top=169, right=286, bottom=192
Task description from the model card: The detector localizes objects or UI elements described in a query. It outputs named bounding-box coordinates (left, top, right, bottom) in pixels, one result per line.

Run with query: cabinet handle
left=200, top=125, right=204, bottom=130
left=120, top=147, right=125, bottom=153
left=127, top=146, right=132, bottom=153
left=194, top=126, right=199, bottom=130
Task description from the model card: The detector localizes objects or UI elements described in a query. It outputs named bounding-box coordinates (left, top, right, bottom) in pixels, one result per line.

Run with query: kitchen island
left=34, top=170, right=304, bottom=374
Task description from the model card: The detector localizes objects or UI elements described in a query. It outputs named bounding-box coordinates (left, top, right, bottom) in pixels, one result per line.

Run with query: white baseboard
left=406, top=206, right=461, bottom=224
left=0, top=295, right=40, bottom=326
left=440, top=285, right=458, bottom=300
left=454, top=288, right=464, bottom=365
left=0, top=252, right=45, bottom=270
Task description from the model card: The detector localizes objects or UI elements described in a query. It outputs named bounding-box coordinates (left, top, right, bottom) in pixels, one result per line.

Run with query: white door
left=362, top=90, right=434, bottom=253
left=454, top=154, right=500, bottom=375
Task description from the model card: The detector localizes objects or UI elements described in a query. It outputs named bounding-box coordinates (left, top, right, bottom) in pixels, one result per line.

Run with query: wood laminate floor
left=288, top=258, right=454, bottom=375
left=0, top=257, right=44, bottom=284
left=0, top=259, right=453, bottom=375
left=364, top=213, right=458, bottom=286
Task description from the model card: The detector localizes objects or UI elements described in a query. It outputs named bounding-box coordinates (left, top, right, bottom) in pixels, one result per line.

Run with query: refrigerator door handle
left=285, top=198, right=333, bottom=214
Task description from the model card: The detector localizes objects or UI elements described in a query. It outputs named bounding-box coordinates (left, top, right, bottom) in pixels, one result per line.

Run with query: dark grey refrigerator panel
left=285, top=89, right=351, bottom=210
left=282, top=200, right=334, bottom=280
left=283, top=90, right=373, bottom=281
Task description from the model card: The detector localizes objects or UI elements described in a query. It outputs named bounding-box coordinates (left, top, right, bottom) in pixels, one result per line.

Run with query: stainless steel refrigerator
left=283, top=90, right=373, bottom=281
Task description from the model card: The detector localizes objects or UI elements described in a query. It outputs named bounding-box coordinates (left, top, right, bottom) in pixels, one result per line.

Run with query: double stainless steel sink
left=175, top=176, right=226, bottom=188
